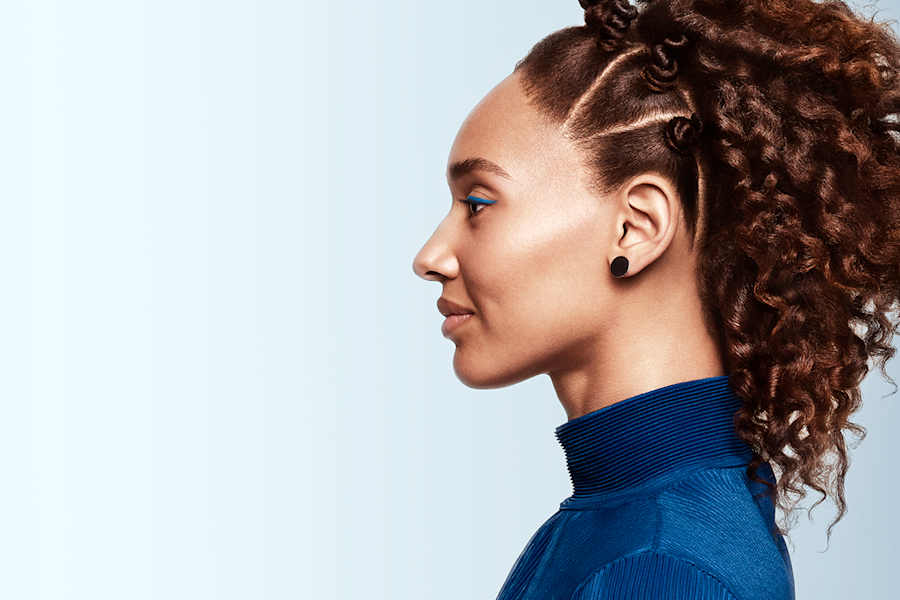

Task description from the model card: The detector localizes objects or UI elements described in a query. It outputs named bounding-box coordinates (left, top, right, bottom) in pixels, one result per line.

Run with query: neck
left=549, top=247, right=723, bottom=420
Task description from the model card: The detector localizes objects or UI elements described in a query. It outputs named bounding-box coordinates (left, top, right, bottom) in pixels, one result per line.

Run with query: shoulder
left=571, top=552, right=737, bottom=600
left=651, top=468, right=794, bottom=600
left=546, top=467, right=793, bottom=600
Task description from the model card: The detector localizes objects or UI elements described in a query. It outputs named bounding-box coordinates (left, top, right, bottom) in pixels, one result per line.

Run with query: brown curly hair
left=516, top=0, right=900, bottom=533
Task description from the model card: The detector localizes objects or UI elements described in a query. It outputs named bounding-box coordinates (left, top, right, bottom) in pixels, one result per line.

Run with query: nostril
left=420, top=270, right=447, bottom=283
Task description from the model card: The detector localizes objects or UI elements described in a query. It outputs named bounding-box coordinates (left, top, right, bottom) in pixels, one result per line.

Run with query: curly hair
left=516, top=0, right=900, bottom=533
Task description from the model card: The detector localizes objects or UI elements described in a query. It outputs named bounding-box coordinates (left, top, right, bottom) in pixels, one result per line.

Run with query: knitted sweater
left=495, top=376, right=794, bottom=600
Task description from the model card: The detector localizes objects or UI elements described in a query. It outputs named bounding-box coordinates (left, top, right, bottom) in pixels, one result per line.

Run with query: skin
left=413, top=73, right=724, bottom=420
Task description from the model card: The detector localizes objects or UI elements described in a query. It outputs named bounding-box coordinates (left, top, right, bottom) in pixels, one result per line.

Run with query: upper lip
left=437, top=297, right=475, bottom=317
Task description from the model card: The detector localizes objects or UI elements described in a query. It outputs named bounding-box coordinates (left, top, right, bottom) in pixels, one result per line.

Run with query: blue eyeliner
left=466, top=195, right=497, bottom=204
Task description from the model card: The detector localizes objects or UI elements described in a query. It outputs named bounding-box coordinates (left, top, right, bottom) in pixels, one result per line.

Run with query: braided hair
left=516, top=0, right=900, bottom=534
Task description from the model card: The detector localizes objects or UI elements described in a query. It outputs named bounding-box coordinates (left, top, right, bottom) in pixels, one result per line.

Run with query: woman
left=413, top=0, right=900, bottom=598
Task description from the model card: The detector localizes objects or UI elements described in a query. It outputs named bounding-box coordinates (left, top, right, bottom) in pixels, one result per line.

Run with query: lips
left=437, top=297, right=475, bottom=337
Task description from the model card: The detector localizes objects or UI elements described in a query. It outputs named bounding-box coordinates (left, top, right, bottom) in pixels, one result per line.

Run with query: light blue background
left=1, top=1, right=898, bottom=599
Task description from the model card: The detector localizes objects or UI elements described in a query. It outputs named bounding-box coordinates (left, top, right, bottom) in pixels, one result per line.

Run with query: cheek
left=468, top=209, right=610, bottom=329
left=450, top=204, right=615, bottom=388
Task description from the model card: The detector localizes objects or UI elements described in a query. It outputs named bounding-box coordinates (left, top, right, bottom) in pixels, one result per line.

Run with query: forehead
left=448, top=74, right=578, bottom=183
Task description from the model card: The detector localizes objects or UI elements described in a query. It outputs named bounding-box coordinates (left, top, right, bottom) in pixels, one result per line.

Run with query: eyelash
left=459, top=195, right=497, bottom=218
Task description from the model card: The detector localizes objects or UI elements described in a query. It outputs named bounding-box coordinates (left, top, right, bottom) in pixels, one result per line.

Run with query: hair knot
left=665, top=113, right=704, bottom=154
left=582, top=0, right=637, bottom=52
left=642, top=35, right=689, bottom=92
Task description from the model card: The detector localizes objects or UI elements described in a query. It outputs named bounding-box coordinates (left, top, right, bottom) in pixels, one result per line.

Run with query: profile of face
left=413, top=73, right=686, bottom=392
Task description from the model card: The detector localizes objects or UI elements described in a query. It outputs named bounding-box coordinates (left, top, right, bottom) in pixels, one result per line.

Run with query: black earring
left=611, top=256, right=629, bottom=277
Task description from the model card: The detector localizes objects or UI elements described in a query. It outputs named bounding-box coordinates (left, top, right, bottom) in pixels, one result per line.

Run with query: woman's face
left=413, top=74, right=622, bottom=389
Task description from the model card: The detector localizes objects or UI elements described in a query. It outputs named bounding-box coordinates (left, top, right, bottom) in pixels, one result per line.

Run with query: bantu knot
left=642, top=35, right=689, bottom=92
left=665, top=113, right=704, bottom=155
left=582, top=0, right=637, bottom=52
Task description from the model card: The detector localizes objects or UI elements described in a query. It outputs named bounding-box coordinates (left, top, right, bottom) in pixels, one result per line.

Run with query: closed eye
left=459, top=195, right=497, bottom=217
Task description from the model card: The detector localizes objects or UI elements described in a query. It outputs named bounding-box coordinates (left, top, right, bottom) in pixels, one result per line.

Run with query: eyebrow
left=447, top=157, right=513, bottom=182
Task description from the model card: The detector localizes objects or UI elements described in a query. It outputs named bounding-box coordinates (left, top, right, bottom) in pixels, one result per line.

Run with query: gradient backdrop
left=2, top=1, right=898, bottom=599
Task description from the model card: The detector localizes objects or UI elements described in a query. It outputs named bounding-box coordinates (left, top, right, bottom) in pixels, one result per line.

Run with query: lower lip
left=441, top=313, right=473, bottom=337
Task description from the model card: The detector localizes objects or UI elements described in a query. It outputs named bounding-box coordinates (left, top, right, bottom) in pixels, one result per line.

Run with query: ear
left=608, top=175, right=680, bottom=277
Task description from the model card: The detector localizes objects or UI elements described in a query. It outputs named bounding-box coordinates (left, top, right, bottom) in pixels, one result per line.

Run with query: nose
left=413, top=217, right=460, bottom=282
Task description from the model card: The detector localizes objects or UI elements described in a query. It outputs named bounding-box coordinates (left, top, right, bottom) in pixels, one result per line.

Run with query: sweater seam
left=560, top=464, right=750, bottom=511
left=571, top=550, right=739, bottom=600
left=652, top=495, right=662, bottom=549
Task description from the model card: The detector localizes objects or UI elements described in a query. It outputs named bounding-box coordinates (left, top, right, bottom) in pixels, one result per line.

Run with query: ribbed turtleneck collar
left=555, top=376, right=752, bottom=507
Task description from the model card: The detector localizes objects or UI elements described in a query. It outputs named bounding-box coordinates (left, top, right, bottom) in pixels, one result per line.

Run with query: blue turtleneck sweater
left=495, top=376, right=794, bottom=600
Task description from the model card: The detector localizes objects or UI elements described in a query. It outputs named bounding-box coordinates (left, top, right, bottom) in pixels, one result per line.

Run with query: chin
left=452, top=352, right=532, bottom=390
